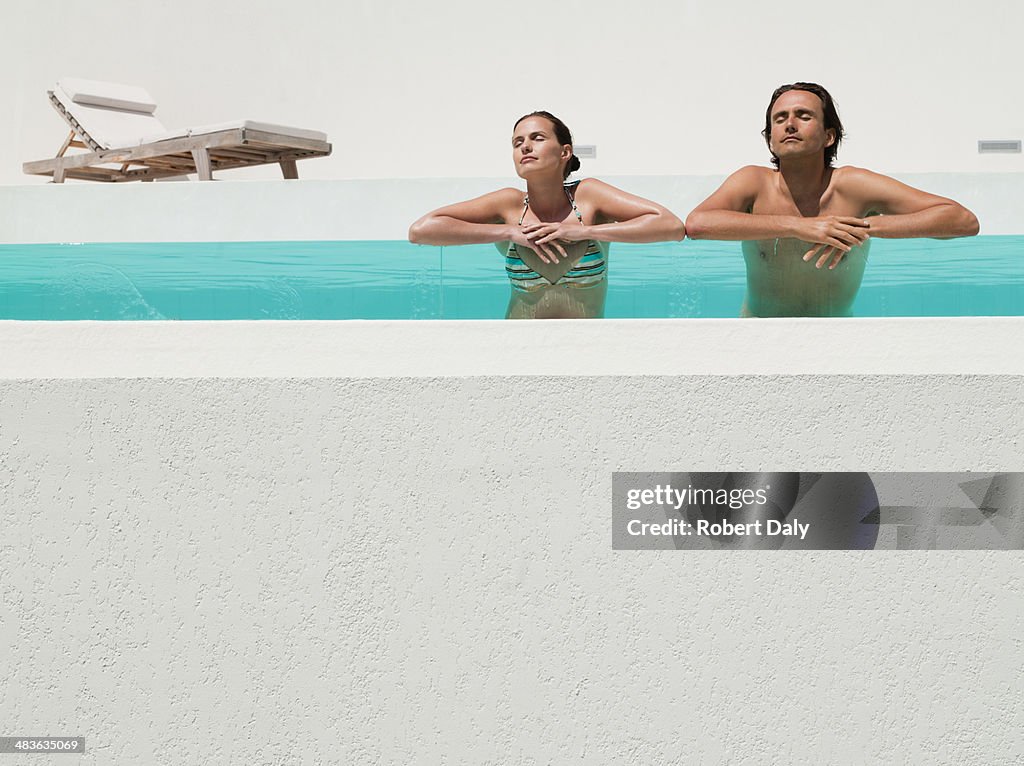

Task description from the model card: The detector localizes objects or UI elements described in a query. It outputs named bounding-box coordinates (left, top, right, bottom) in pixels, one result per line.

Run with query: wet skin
left=737, top=164, right=877, bottom=316
left=408, top=115, right=685, bottom=319
left=686, top=88, right=980, bottom=317
left=741, top=237, right=869, bottom=317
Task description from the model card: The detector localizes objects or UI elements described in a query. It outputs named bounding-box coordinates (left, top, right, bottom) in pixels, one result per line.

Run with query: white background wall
left=4, top=0, right=1024, bottom=184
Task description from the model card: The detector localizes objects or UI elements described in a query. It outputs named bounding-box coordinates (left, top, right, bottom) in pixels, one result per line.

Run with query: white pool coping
left=2, top=317, right=1022, bottom=379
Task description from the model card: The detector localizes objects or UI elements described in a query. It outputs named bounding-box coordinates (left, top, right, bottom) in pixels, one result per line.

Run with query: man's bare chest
left=750, top=183, right=865, bottom=218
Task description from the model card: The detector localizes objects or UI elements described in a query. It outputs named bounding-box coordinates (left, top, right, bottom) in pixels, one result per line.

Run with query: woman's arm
left=530, top=179, right=685, bottom=246
left=408, top=188, right=522, bottom=245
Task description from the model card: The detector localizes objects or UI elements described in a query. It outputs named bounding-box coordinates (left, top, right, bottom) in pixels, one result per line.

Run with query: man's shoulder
left=732, top=164, right=775, bottom=178
left=832, top=166, right=910, bottom=205
left=833, top=165, right=894, bottom=187
left=722, top=165, right=774, bottom=188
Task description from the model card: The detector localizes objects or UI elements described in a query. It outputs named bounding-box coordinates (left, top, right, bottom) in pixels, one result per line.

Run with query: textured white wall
left=1, top=322, right=1023, bottom=762
left=4, top=0, right=1023, bottom=185
left=2, top=373, right=1023, bottom=761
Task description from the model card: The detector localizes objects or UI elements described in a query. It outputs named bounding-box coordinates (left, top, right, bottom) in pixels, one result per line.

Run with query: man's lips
left=781, top=137, right=800, bottom=143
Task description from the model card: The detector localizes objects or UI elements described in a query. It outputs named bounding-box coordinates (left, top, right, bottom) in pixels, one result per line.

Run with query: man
left=686, top=82, right=979, bottom=317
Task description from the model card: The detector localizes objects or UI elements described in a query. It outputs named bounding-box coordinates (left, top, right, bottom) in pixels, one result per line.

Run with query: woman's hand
left=505, top=223, right=569, bottom=264
left=526, top=221, right=591, bottom=244
left=518, top=221, right=590, bottom=263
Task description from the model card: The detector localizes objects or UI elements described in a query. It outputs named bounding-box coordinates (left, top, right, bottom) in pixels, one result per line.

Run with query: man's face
left=768, top=89, right=835, bottom=163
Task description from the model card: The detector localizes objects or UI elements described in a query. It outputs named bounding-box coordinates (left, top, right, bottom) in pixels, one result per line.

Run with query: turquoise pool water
left=0, top=237, right=1020, bottom=320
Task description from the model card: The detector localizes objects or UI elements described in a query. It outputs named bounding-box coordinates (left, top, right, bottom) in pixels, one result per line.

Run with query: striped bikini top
left=505, top=181, right=607, bottom=292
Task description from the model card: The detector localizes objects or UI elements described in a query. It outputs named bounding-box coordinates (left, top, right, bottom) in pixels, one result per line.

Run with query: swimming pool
left=0, top=236, right=1020, bottom=320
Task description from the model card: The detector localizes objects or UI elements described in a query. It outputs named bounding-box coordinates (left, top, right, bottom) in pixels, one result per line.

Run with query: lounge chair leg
left=280, top=159, right=298, bottom=179
left=52, top=161, right=66, bottom=184
left=191, top=148, right=213, bottom=181
left=57, top=130, right=76, bottom=158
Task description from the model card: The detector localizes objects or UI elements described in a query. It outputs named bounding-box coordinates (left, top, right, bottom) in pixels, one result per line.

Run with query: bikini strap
left=564, top=181, right=584, bottom=224
left=520, top=182, right=583, bottom=224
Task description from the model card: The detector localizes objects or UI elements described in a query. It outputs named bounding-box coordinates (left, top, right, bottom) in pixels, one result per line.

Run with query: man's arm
left=844, top=167, right=979, bottom=239
left=685, top=167, right=770, bottom=239
left=685, top=166, right=870, bottom=253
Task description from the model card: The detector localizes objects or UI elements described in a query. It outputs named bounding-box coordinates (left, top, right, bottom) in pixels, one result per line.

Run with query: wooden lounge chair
left=23, top=78, right=332, bottom=182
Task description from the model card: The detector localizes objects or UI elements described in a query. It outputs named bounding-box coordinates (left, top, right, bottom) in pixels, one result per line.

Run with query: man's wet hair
left=762, top=82, right=845, bottom=168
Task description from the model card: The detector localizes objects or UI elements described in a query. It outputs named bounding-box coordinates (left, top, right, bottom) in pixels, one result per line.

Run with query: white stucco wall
left=4, top=0, right=1024, bottom=185
left=2, top=320, right=1023, bottom=763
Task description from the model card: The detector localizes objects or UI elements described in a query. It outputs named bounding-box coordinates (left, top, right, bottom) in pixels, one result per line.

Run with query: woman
left=409, top=111, right=685, bottom=318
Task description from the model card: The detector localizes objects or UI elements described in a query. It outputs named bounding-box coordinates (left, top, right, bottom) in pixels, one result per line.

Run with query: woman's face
left=512, top=116, right=571, bottom=180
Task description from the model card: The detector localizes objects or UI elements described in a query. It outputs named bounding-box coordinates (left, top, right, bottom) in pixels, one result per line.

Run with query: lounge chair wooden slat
left=208, top=147, right=274, bottom=162
left=239, top=129, right=330, bottom=153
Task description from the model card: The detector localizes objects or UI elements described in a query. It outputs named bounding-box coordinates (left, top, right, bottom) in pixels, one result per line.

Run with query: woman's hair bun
left=568, top=154, right=581, bottom=173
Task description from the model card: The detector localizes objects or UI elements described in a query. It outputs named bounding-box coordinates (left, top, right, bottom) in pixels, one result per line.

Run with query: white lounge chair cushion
left=59, top=77, right=157, bottom=114
left=53, top=78, right=328, bottom=149
left=185, top=120, right=327, bottom=143
left=52, top=86, right=168, bottom=150
left=138, top=121, right=327, bottom=145
left=136, top=121, right=325, bottom=145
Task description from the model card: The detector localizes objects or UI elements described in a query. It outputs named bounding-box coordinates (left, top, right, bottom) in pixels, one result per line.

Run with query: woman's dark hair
left=513, top=110, right=581, bottom=179
left=761, top=82, right=844, bottom=168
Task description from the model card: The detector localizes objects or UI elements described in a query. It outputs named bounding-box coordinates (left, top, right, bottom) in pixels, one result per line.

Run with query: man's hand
left=794, top=216, right=870, bottom=269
